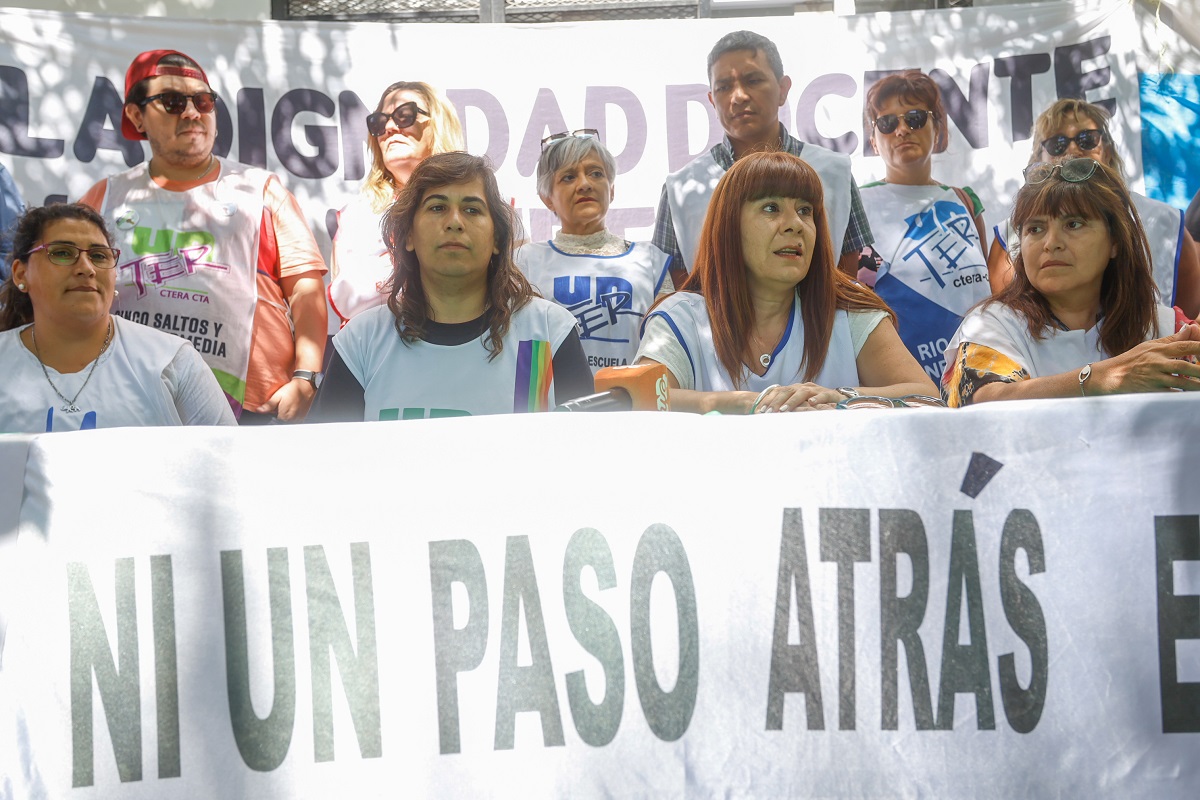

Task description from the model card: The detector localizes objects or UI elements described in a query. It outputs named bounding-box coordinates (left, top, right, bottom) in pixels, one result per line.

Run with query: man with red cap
left=80, top=50, right=328, bottom=422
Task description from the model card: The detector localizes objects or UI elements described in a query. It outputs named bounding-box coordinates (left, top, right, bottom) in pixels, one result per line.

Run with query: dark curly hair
left=1, top=203, right=113, bottom=331
left=380, top=152, right=534, bottom=360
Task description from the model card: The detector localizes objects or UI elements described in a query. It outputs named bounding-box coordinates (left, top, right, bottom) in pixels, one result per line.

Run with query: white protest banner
left=0, top=0, right=1156, bottom=250
left=1, top=394, right=1198, bottom=797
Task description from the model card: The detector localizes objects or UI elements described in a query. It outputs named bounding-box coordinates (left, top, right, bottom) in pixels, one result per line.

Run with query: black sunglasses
left=366, top=102, right=429, bottom=137
left=139, top=91, right=217, bottom=115
left=1040, top=129, right=1104, bottom=157
left=871, top=109, right=933, bottom=135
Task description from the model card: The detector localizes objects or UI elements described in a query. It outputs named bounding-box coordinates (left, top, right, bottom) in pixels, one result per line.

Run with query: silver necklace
left=152, top=154, right=217, bottom=182
left=759, top=353, right=772, bottom=368
left=31, top=318, right=114, bottom=413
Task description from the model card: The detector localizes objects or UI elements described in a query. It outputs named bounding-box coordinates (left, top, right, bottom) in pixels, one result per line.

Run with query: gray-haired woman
left=515, top=130, right=673, bottom=376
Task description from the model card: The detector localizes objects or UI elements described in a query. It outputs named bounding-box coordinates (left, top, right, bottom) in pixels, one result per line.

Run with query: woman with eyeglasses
left=0, top=204, right=235, bottom=432
left=328, top=81, right=465, bottom=325
left=634, top=151, right=934, bottom=414
left=943, top=158, right=1200, bottom=407
left=986, top=98, right=1200, bottom=319
left=858, top=71, right=991, bottom=383
left=309, top=153, right=593, bottom=421
left=515, top=130, right=672, bottom=376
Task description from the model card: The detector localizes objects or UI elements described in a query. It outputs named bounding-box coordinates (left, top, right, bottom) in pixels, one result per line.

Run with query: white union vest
left=101, top=158, right=265, bottom=412
left=646, top=292, right=860, bottom=392
left=516, top=240, right=671, bottom=376
left=332, top=300, right=579, bottom=419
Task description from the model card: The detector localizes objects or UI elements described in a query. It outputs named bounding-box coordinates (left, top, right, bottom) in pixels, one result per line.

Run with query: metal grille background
left=507, top=4, right=699, bottom=22
left=277, top=0, right=702, bottom=22
left=280, top=0, right=486, bottom=21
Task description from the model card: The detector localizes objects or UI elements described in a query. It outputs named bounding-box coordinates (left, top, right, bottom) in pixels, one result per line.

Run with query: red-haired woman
left=635, top=151, right=933, bottom=414
left=943, top=158, right=1200, bottom=406
left=859, top=70, right=991, bottom=382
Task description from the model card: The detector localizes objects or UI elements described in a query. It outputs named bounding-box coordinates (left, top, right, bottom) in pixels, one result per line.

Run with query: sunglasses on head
left=541, top=128, right=600, bottom=150
left=1040, top=129, right=1104, bottom=157
left=871, top=109, right=933, bottom=135
left=27, top=242, right=121, bottom=269
left=1023, top=158, right=1100, bottom=185
left=138, top=91, right=217, bottom=115
left=366, top=102, right=429, bottom=137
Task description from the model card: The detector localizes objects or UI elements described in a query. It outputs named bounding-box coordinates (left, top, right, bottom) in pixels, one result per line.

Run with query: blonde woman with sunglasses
left=986, top=98, right=1200, bottom=319
left=328, top=81, right=464, bottom=325
left=515, top=130, right=673, bottom=376
left=0, top=204, right=234, bottom=432
left=943, top=159, right=1200, bottom=406
left=858, top=70, right=992, bottom=385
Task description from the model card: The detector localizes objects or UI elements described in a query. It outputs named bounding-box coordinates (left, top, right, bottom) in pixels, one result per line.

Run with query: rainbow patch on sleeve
left=514, top=339, right=554, bottom=412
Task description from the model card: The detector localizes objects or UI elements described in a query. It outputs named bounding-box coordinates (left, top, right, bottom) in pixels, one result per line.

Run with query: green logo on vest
left=132, top=227, right=216, bottom=257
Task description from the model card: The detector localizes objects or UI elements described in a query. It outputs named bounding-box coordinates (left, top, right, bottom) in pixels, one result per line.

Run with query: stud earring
left=17, top=283, right=25, bottom=291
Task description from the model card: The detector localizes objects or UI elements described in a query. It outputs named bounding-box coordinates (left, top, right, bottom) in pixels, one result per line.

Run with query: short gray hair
left=536, top=135, right=618, bottom=200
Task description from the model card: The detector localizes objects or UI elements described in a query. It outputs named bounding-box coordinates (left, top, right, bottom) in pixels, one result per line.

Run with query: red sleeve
left=77, top=180, right=108, bottom=211
left=259, top=175, right=326, bottom=281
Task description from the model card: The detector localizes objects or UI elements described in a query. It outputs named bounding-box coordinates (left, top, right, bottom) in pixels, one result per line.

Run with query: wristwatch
left=293, top=369, right=323, bottom=390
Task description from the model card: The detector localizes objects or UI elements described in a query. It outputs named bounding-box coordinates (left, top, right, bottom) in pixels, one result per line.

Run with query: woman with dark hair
left=328, top=81, right=465, bottom=325
left=858, top=70, right=990, bottom=382
left=986, top=98, right=1200, bottom=319
left=944, top=158, right=1200, bottom=406
left=0, top=203, right=234, bottom=432
left=516, top=130, right=672, bottom=375
left=635, top=151, right=933, bottom=414
left=310, top=153, right=593, bottom=421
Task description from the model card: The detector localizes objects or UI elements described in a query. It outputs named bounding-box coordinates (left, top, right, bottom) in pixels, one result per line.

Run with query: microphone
left=555, top=363, right=670, bottom=412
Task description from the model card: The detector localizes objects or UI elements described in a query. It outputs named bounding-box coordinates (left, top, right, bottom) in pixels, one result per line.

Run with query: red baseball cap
left=122, top=49, right=211, bottom=141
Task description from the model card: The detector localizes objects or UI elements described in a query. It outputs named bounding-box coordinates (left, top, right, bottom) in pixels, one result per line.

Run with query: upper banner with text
left=0, top=1, right=1188, bottom=248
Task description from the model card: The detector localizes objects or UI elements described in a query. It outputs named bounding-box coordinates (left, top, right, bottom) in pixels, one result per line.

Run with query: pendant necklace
left=31, top=318, right=114, bottom=413
left=759, top=353, right=772, bottom=368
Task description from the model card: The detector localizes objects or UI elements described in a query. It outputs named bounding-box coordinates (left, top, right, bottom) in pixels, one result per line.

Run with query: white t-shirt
left=328, top=195, right=393, bottom=324
left=636, top=291, right=884, bottom=391
left=945, top=301, right=1177, bottom=379
left=0, top=317, right=236, bottom=433
left=332, top=299, right=579, bottom=419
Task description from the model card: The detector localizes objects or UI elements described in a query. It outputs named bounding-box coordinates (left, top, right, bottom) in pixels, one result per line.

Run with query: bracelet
left=1078, top=363, right=1092, bottom=396
left=751, top=384, right=780, bottom=414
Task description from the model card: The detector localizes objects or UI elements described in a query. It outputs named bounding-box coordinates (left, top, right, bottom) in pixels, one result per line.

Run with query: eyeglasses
left=541, top=128, right=600, bottom=150
left=139, top=91, right=217, bottom=115
left=366, top=102, right=429, bottom=137
left=870, top=110, right=933, bottom=135
left=26, top=242, right=121, bottom=269
left=836, top=394, right=947, bottom=410
left=1023, top=158, right=1100, bottom=185
left=1040, top=129, right=1104, bottom=157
